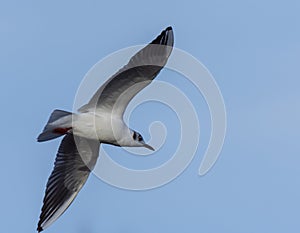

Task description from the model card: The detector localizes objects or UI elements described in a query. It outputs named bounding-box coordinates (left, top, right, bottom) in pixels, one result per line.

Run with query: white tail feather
left=37, top=110, right=72, bottom=142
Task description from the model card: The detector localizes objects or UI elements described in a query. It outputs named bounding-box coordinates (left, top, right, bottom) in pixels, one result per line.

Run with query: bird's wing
left=78, top=26, right=174, bottom=116
left=37, top=134, right=100, bottom=232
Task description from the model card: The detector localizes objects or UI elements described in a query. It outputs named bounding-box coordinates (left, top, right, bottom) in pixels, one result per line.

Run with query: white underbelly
left=72, top=112, right=125, bottom=142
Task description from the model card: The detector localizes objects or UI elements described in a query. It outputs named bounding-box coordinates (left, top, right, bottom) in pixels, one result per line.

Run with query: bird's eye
left=133, top=132, right=137, bottom=140
left=138, top=135, right=143, bottom=141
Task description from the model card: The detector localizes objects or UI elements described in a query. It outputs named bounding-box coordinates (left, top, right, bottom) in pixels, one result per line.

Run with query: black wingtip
left=37, top=225, right=43, bottom=232
left=151, top=26, right=174, bottom=46
left=166, top=26, right=172, bottom=31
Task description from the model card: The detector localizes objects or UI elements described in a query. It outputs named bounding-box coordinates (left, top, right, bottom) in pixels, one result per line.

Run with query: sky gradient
left=1, top=1, right=300, bottom=232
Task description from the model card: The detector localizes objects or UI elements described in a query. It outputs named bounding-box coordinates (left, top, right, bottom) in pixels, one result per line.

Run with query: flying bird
left=37, top=26, right=174, bottom=232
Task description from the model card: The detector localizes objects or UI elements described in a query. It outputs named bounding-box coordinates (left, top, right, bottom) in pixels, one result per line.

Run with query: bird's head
left=129, top=130, right=155, bottom=151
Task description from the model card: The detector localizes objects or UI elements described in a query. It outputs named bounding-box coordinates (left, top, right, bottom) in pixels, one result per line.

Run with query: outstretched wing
left=78, top=26, right=174, bottom=116
left=37, top=134, right=100, bottom=232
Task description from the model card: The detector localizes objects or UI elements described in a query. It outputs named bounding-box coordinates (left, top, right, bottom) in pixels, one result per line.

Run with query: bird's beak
left=143, top=143, right=155, bottom=151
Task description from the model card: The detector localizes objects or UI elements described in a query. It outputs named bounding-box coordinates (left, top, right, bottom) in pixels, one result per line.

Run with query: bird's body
left=37, top=26, right=174, bottom=232
left=74, top=112, right=127, bottom=143
left=53, top=111, right=132, bottom=145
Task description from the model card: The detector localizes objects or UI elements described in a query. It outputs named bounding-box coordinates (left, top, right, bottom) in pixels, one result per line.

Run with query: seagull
left=37, top=26, right=174, bottom=232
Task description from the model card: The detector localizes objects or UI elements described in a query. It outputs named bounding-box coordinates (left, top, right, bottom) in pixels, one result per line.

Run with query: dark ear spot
left=133, top=131, right=137, bottom=140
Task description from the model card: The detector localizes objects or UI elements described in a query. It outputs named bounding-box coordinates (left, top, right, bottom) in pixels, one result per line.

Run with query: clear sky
left=1, top=0, right=300, bottom=232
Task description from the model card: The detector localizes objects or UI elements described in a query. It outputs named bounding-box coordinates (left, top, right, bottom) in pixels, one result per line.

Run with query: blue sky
left=1, top=0, right=300, bottom=232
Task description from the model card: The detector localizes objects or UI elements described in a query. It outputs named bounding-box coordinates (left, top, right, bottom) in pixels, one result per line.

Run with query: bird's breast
left=72, top=112, right=126, bottom=143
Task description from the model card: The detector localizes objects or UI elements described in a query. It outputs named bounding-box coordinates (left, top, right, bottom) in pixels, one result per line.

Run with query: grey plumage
left=37, top=134, right=100, bottom=232
left=37, top=26, right=174, bottom=232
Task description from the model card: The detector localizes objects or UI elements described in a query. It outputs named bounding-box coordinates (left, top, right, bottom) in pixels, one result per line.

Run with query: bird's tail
left=37, top=109, right=73, bottom=142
